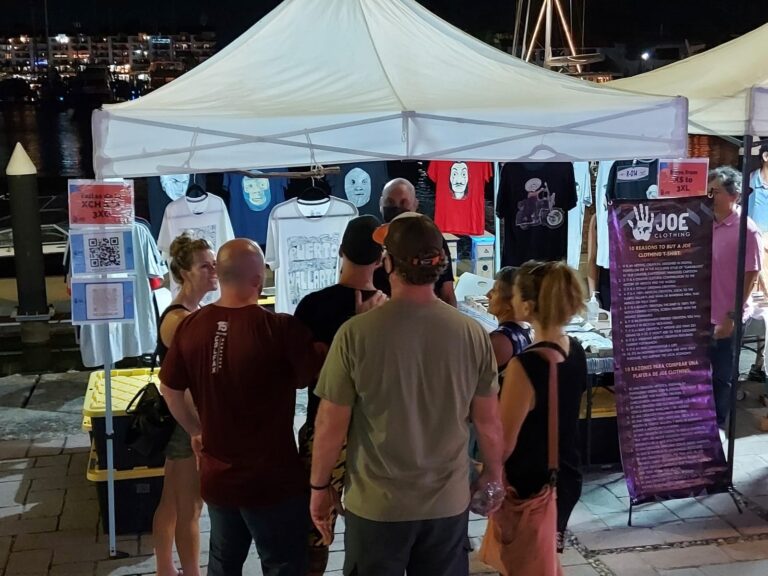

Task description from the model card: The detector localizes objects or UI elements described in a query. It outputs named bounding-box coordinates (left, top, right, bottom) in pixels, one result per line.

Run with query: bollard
left=5, top=143, right=50, bottom=345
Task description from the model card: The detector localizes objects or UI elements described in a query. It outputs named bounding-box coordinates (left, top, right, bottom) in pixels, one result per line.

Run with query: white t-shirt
left=158, top=194, right=235, bottom=305
left=79, top=221, right=167, bottom=367
left=595, top=161, right=614, bottom=269
left=567, top=162, right=593, bottom=270
left=266, top=197, right=358, bottom=314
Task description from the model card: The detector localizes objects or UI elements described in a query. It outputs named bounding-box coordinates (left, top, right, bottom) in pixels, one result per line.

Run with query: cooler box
left=83, top=368, right=166, bottom=470
left=87, top=443, right=164, bottom=534
left=443, top=233, right=459, bottom=277
left=470, top=232, right=495, bottom=279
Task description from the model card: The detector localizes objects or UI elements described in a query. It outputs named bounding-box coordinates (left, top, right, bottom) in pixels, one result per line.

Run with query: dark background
left=2, top=0, right=765, bottom=49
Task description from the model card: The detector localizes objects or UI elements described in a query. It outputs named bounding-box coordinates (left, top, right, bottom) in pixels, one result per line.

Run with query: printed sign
left=609, top=197, right=728, bottom=504
left=70, top=228, right=135, bottom=276
left=71, top=278, right=135, bottom=325
left=68, top=180, right=134, bottom=227
left=658, top=159, right=709, bottom=198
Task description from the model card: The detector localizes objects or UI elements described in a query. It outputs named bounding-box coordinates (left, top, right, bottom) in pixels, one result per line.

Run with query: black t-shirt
left=606, top=159, right=659, bottom=201
left=497, top=163, right=576, bottom=266
left=372, top=238, right=455, bottom=297
left=294, top=284, right=377, bottom=425
left=325, top=162, right=389, bottom=217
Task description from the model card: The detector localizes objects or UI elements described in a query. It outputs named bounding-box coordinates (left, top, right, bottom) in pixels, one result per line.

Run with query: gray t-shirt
left=315, top=298, right=498, bottom=522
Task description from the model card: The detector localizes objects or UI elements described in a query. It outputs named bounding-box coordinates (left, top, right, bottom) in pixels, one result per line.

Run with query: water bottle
left=587, top=292, right=600, bottom=323
left=470, top=481, right=505, bottom=516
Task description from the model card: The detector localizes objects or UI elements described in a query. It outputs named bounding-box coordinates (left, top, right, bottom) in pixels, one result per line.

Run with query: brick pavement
left=2, top=373, right=768, bottom=574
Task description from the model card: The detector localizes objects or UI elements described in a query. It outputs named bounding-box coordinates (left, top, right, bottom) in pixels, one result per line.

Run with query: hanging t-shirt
left=595, top=161, right=613, bottom=269
left=265, top=197, right=358, bottom=314
left=567, top=162, right=593, bottom=270
left=147, top=174, right=210, bottom=239
left=224, top=170, right=288, bottom=245
left=79, top=221, right=167, bottom=366
left=325, top=162, right=388, bottom=217
left=747, top=169, right=768, bottom=233
left=157, top=194, right=235, bottom=305
left=428, top=161, right=492, bottom=235
left=497, top=162, right=577, bottom=267
left=606, top=159, right=660, bottom=201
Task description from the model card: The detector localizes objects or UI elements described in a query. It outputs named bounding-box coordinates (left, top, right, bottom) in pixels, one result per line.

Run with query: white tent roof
left=93, top=0, right=688, bottom=178
left=609, top=23, right=768, bottom=137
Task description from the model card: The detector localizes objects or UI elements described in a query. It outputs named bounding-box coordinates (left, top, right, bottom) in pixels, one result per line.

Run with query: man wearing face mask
left=375, top=178, right=458, bottom=307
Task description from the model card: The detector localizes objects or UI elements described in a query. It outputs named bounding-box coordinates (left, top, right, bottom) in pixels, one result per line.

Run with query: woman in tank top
left=486, top=266, right=533, bottom=385
left=498, top=261, right=588, bottom=554
left=153, top=233, right=217, bottom=576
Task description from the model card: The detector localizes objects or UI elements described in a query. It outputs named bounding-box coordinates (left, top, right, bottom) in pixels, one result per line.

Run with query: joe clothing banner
left=609, top=196, right=728, bottom=503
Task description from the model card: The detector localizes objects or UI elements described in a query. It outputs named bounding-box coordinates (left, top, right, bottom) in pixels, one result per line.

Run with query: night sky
left=2, top=0, right=765, bottom=50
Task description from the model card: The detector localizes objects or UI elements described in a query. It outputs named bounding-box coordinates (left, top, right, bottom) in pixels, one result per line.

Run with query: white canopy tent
left=608, top=23, right=768, bottom=137
left=92, top=0, right=688, bottom=179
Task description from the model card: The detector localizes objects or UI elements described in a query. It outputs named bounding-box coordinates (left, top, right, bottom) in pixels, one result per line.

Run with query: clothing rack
left=238, top=167, right=341, bottom=179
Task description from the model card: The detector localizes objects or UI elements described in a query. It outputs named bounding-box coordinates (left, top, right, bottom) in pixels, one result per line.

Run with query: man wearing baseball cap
left=309, top=212, right=503, bottom=575
left=294, top=215, right=388, bottom=575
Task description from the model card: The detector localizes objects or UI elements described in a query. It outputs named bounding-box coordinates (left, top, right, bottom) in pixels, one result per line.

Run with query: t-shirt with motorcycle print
left=497, top=162, right=577, bottom=266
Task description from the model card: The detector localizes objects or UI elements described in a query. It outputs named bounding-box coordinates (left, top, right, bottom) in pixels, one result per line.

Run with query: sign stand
left=68, top=179, right=135, bottom=558
left=102, top=329, right=128, bottom=558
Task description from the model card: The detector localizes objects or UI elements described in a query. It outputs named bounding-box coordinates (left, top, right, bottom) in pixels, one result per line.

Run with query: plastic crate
left=87, top=443, right=164, bottom=535
left=83, top=368, right=166, bottom=470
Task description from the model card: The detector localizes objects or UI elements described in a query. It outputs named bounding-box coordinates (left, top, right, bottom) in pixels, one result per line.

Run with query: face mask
left=382, top=206, right=409, bottom=223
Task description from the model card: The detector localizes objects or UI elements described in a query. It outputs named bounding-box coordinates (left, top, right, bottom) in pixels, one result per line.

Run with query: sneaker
left=748, top=366, right=766, bottom=383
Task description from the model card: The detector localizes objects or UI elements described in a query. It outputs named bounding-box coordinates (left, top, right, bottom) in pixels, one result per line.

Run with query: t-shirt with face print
left=224, top=170, right=288, bottom=245
left=325, top=162, right=389, bottom=217
left=428, top=161, right=492, bottom=235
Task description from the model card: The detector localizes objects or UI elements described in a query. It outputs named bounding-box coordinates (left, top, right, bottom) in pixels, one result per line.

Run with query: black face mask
left=382, top=206, right=409, bottom=223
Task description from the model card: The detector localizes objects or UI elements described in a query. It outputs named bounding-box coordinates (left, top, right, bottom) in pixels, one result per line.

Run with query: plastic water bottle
left=470, top=481, right=505, bottom=516
left=587, top=292, right=600, bottom=323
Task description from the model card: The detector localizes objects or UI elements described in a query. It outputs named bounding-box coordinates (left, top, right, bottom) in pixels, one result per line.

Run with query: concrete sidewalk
left=1, top=372, right=768, bottom=575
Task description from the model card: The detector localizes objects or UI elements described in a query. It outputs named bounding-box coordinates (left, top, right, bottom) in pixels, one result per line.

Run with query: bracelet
left=310, top=482, right=331, bottom=490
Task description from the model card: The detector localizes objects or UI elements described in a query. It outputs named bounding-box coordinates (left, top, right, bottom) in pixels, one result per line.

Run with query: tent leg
left=494, top=162, right=501, bottom=272
left=729, top=487, right=743, bottom=515
left=727, top=134, right=754, bottom=479
left=103, top=328, right=128, bottom=559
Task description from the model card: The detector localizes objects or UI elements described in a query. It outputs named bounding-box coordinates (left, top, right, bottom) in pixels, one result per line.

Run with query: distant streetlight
left=641, top=51, right=650, bottom=61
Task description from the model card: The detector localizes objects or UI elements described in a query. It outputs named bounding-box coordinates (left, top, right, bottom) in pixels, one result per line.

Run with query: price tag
left=68, top=180, right=135, bottom=227
left=657, top=159, right=709, bottom=198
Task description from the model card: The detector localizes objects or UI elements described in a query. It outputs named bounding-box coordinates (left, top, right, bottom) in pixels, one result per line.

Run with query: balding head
left=216, top=239, right=265, bottom=295
left=380, top=178, right=418, bottom=219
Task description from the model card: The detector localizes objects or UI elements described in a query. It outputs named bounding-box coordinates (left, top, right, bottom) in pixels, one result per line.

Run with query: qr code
left=88, top=236, right=121, bottom=269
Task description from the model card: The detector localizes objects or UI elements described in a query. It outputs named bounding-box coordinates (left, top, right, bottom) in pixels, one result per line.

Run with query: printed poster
left=71, top=278, right=135, bottom=325
left=609, top=196, right=728, bottom=503
left=69, top=228, right=135, bottom=276
left=68, top=180, right=134, bottom=227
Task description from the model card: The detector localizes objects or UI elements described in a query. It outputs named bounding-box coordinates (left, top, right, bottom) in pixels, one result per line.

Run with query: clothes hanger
left=185, top=183, right=207, bottom=200
left=297, top=177, right=330, bottom=203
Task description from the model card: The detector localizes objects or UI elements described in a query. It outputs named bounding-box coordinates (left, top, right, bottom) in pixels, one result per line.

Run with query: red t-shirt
left=428, top=161, right=492, bottom=235
left=160, top=304, right=321, bottom=507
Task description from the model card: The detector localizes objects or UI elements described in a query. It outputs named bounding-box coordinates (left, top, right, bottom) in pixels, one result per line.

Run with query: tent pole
left=512, top=0, right=524, bottom=58
left=494, top=162, right=501, bottom=271
left=726, top=133, right=754, bottom=480
left=544, top=0, right=553, bottom=67
left=521, top=0, right=532, bottom=60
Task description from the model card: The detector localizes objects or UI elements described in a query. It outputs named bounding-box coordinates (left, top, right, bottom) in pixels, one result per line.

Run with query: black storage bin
left=96, top=475, right=164, bottom=535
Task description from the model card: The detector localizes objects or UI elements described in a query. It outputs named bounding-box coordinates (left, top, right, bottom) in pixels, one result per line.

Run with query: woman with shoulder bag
left=480, top=261, right=587, bottom=576
left=153, top=233, right=218, bottom=576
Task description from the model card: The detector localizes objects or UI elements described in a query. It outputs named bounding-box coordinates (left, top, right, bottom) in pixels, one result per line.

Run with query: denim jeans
left=207, top=494, right=309, bottom=576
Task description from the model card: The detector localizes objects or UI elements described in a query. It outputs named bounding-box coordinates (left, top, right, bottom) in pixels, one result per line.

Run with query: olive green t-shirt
left=315, top=298, right=498, bottom=522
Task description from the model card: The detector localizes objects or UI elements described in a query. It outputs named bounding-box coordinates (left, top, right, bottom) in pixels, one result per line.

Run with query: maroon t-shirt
left=160, top=304, right=321, bottom=507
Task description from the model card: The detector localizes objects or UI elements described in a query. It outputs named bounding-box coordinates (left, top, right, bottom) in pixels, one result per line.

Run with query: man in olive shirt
left=310, top=213, right=503, bottom=576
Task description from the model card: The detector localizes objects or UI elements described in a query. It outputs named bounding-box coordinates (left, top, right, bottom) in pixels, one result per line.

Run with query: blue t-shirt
left=224, top=170, right=287, bottom=245
left=747, top=169, right=768, bottom=234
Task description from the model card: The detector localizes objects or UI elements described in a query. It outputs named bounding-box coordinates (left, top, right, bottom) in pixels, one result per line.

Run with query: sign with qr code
left=68, top=180, right=134, bottom=227
left=70, top=278, right=135, bottom=324
left=70, top=228, right=135, bottom=276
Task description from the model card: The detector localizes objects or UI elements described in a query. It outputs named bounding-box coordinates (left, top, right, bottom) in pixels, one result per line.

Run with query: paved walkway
left=1, top=374, right=768, bottom=575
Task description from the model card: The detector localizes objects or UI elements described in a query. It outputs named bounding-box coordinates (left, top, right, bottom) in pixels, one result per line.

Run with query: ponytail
left=516, top=260, right=585, bottom=329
